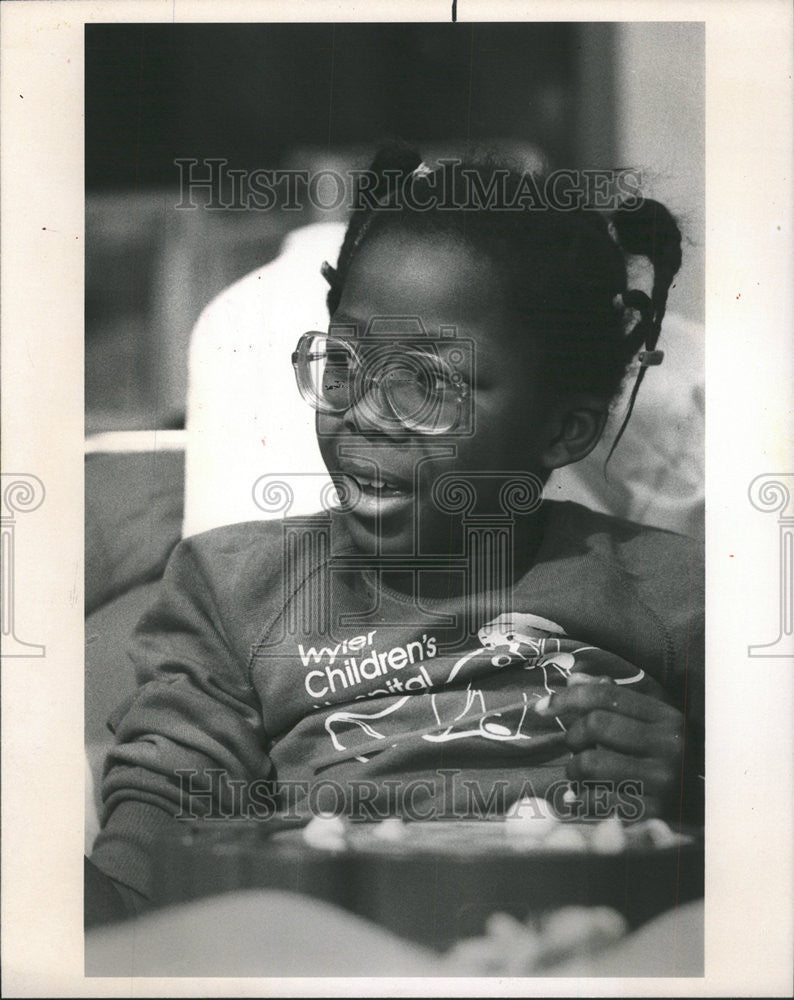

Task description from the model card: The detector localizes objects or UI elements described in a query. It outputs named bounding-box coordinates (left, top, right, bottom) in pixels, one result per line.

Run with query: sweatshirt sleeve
left=90, top=534, right=273, bottom=901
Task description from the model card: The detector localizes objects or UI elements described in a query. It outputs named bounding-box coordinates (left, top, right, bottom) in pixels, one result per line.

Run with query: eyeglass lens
left=300, top=334, right=461, bottom=433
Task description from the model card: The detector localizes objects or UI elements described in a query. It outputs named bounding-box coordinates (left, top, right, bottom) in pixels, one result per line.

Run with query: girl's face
left=317, top=231, right=552, bottom=557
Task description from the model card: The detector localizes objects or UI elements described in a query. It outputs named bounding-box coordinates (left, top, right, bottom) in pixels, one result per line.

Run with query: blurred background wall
left=615, top=23, right=704, bottom=329
left=85, top=22, right=703, bottom=434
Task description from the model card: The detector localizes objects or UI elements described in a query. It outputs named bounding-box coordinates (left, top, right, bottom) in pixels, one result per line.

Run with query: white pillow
left=183, top=223, right=346, bottom=536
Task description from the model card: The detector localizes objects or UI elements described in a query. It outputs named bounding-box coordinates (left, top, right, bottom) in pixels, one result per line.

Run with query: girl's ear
left=538, top=395, right=609, bottom=470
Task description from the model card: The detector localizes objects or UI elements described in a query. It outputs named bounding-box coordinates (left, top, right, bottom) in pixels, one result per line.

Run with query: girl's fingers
left=565, top=748, right=677, bottom=802
left=564, top=710, right=684, bottom=758
left=535, top=683, right=680, bottom=724
left=567, top=663, right=670, bottom=703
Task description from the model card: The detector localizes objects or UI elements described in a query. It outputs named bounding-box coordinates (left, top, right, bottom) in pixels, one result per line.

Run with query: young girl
left=87, top=145, right=704, bottom=920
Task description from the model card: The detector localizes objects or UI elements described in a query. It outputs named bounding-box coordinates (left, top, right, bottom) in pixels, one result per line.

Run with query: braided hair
left=322, top=141, right=682, bottom=459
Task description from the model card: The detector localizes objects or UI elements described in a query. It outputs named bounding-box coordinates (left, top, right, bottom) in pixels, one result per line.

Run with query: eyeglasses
left=291, top=331, right=470, bottom=435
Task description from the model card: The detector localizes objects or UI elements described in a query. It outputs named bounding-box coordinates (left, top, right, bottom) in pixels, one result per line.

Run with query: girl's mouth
left=339, top=473, right=412, bottom=517
left=350, top=473, right=406, bottom=498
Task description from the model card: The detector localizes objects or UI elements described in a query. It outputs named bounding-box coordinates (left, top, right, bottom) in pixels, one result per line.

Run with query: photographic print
left=82, top=19, right=706, bottom=977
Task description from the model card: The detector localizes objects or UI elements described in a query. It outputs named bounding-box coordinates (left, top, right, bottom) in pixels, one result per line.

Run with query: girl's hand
left=535, top=678, right=687, bottom=819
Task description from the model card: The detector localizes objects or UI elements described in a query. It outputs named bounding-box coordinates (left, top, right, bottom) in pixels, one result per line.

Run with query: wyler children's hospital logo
left=295, top=613, right=646, bottom=763
left=299, top=630, right=438, bottom=701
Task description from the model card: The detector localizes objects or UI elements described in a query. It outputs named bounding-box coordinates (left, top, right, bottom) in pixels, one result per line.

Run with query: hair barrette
left=638, top=349, right=664, bottom=367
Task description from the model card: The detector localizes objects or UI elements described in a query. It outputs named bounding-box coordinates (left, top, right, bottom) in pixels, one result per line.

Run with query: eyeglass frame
left=291, top=329, right=475, bottom=436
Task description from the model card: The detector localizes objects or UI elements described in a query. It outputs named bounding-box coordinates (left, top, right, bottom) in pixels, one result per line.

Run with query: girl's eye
left=392, top=365, right=452, bottom=391
left=325, top=349, right=353, bottom=367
